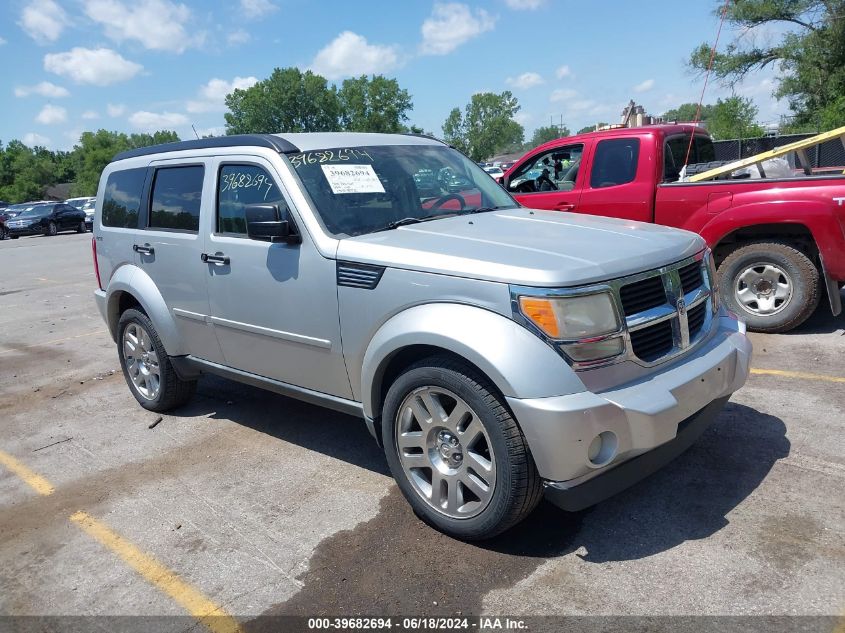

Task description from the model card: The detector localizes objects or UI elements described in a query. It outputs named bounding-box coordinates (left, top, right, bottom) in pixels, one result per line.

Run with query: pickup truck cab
left=503, top=125, right=845, bottom=332
left=93, top=133, right=751, bottom=539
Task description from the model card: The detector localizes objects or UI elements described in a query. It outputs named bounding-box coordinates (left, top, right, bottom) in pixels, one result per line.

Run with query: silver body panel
left=94, top=132, right=751, bottom=491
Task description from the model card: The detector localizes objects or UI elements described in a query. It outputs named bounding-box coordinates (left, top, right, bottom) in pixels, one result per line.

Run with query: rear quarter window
left=102, top=168, right=147, bottom=228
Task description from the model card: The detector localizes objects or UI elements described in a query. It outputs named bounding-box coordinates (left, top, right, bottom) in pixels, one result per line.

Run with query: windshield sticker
left=321, top=164, right=385, bottom=194
left=289, top=148, right=373, bottom=170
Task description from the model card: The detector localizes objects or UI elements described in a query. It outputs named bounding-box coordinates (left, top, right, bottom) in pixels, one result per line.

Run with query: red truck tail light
left=92, top=236, right=103, bottom=290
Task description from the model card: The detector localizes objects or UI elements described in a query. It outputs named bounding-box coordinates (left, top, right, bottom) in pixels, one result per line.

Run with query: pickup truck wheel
left=381, top=356, right=543, bottom=540
left=718, top=241, right=820, bottom=333
left=44, top=221, right=58, bottom=237
left=117, top=308, right=196, bottom=412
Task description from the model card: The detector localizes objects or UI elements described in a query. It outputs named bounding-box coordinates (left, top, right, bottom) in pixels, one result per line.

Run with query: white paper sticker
left=321, top=164, right=385, bottom=194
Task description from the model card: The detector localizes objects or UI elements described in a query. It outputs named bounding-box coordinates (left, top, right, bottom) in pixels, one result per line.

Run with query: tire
left=718, top=241, right=820, bottom=333
left=381, top=356, right=543, bottom=540
left=11, top=235, right=19, bottom=239
left=44, top=221, right=57, bottom=237
left=117, top=308, right=196, bottom=412
left=0, top=226, right=7, bottom=240
left=76, top=220, right=87, bottom=233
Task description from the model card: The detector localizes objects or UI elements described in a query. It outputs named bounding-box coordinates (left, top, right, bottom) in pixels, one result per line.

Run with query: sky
left=0, top=0, right=793, bottom=151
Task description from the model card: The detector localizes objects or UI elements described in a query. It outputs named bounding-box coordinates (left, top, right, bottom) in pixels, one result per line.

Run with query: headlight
left=518, top=292, right=620, bottom=340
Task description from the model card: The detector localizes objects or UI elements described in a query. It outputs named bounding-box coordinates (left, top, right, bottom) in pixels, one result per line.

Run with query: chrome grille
left=617, top=254, right=714, bottom=366
left=619, top=275, right=665, bottom=316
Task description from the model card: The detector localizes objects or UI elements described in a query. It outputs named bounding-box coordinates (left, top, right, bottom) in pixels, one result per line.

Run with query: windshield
left=287, top=144, right=517, bottom=237
left=19, top=206, right=49, bottom=217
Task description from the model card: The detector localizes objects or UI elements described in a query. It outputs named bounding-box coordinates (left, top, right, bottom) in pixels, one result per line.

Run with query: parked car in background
left=81, top=199, right=96, bottom=230
left=483, top=165, right=505, bottom=180
left=1, top=201, right=53, bottom=239
left=92, top=132, right=750, bottom=540
left=65, top=196, right=96, bottom=210
left=4, top=202, right=87, bottom=238
left=502, top=124, right=845, bottom=332
left=0, top=201, right=9, bottom=211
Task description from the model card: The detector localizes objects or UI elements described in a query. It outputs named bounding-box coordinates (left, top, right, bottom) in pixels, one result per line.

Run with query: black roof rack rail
left=112, top=134, right=301, bottom=162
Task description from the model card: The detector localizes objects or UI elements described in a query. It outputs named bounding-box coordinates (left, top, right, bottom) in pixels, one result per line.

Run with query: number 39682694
left=220, top=171, right=275, bottom=201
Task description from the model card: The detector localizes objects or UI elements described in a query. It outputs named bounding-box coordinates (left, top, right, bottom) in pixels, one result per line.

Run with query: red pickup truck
left=502, top=124, right=845, bottom=332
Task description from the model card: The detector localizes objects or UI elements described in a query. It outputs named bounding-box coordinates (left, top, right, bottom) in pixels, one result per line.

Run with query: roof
left=111, top=131, right=446, bottom=162
left=532, top=124, right=709, bottom=155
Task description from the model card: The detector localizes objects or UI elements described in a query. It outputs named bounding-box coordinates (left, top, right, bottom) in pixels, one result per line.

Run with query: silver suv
left=92, top=133, right=751, bottom=539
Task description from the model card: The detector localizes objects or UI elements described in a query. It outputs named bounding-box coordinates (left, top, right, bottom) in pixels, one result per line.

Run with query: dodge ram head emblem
left=676, top=298, right=687, bottom=317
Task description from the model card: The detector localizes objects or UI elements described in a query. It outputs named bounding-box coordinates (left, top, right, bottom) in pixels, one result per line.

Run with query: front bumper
left=506, top=309, right=751, bottom=508
left=6, top=224, right=41, bottom=236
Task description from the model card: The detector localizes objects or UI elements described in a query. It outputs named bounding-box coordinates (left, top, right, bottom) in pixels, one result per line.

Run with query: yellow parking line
left=0, top=450, right=54, bottom=496
left=71, top=512, right=243, bottom=633
left=751, top=368, right=845, bottom=384
left=0, top=451, right=241, bottom=633
left=0, top=329, right=108, bottom=355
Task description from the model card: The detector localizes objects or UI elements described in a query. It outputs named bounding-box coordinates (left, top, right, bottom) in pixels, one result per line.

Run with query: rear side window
left=102, top=168, right=146, bottom=228
left=217, top=164, right=284, bottom=235
left=590, top=138, right=640, bottom=188
left=148, top=166, right=204, bottom=232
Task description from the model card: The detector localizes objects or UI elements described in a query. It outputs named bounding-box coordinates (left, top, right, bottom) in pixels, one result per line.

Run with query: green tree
left=527, top=125, right=569, bottom=148
left=441, top=91, right=524, bottom=161
left=0, top=140, right=56, bottom=202
left=661, top=103, right=716, bottom=123
left=224, top=67, right=340, bottom=134
left=575, top=123, right=607, bottom=134
left=70, top=129, right=179, bottom=196
left=337, top=75, right=413, bottom=133
left=707, top=96, right=765, bottom=139
left=689, top=0, right=845, bottom=128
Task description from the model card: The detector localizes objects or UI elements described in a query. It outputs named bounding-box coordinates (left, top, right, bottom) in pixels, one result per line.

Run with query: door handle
left=133, top=243, right=154, bottom=255
left=554, top=202, right=575, bottom=211
left=201, top=253, right=230, bottom=265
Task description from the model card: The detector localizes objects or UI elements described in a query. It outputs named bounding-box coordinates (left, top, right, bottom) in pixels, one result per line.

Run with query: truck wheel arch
left=105, top=265, right=184, bottom=355
left=360, top=303, right=587, bottom=438
left=706, top=220, right=818, bottom=267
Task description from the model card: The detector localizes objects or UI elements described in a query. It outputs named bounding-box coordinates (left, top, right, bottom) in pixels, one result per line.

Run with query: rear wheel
left=117, top=308, right=196, bottom=412
left=44, top=221, right=57, bottom=237
left=718, top=241, right=820, bottom=333
left=381, top=356, right=543, bottom=540
left=76, top=220, right=87, bottom=233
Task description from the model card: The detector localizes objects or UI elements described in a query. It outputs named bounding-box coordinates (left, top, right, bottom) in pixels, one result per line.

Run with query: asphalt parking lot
left=1, top=232, right=843, bottom=630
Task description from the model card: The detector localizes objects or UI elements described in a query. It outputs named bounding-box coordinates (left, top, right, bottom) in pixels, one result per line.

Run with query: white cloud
left=186, top=76, right=258, bottom=113
left=240, top=0, right=277, bottom=18
left=19, top=0, right=67, bottom=43
left=14, top=81, right=70, bottom=98
left=23, top=132, right=51, bottom=147
left=129, top=110, right=189, bottom=130
left=514, top=112, right=532, bottom=126
left=82, top=110, right=99, bottom=120
left=555, top=65, right=572, bottom=79
left=107, top=103, right=126, bottom=117
left=506, top=72, right=544, bottom=90
left=45, top=48, right=143, bottom=85
left=505, top=0, right=546, bottom=9
left=633, top=78, right=655, bottom=93
left=227, top=29, right=250, bottom=46
left=311, top=31, right=400, bottom=79
left=550, top=88, right=578, bottom=103
left=420, top=3, right=495, bottom=55
left=83, top=0, right=204, bottom=53
left=0, top=36, right=6, bottom=46
left=35, top=104, right=67, bottom=125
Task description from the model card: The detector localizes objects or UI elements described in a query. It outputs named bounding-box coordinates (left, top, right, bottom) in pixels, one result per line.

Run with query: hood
left=336, top=207, right=705, bottom=287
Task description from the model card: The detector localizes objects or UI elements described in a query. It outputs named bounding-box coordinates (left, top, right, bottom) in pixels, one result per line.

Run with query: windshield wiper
left=462, top=205, right=511, bottom=215
left=378, top=213, right=458, bottom=231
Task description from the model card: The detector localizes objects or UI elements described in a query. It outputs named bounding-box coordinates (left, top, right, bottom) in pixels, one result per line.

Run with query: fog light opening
left=587, top=431, right=618, bottom=467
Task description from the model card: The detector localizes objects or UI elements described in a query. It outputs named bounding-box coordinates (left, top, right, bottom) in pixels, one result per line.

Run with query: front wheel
left=381, top=356, right=543, bottom=540
left=0, top=226, right=7, bottom=240
left=718, top=241, right=820, bottom=333
left=117, top=309, right=196, bottom=412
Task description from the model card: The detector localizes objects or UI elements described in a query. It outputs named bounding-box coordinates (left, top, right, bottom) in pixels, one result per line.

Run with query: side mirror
left=500, top=176, right=509, bottom=189
left=244, top=203, right=300, bottom=244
